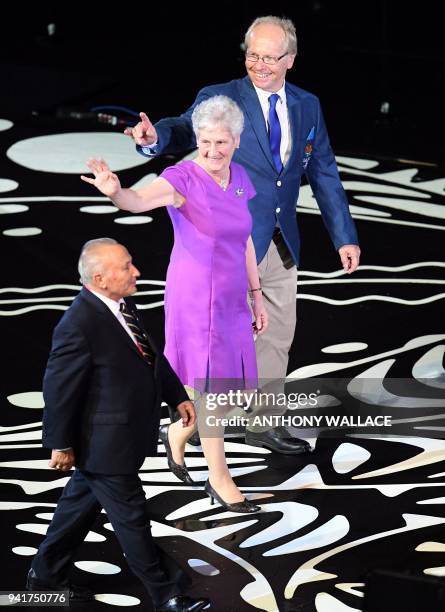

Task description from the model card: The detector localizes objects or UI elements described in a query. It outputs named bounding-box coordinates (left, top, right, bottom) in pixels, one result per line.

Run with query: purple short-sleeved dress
left=161, top=160, right=257, bottom=393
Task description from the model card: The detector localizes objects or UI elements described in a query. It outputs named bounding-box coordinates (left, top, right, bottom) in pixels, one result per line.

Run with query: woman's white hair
left=78, top=237, right=118, bottom=284
left=244, top=15, right=298, bottom=56
left=191, top=95, right=244, bottom=138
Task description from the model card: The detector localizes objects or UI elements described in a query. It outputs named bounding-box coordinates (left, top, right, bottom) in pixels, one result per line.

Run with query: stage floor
left=1, top=117, right=444, bottom=611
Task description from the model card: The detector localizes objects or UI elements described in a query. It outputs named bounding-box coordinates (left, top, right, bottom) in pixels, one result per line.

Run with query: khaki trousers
left=255, top=239, right=298, bottom=381
left=247, top=239, right=298, bottom=432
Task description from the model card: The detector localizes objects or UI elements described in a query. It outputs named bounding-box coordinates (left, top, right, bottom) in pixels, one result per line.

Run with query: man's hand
left=123, top=112, right=158, bottom=147
left=176, top=401, right=196, bottom=428
left=49, top=449, right=75, bottom=471
left=338, top=244, right=361, bottom=274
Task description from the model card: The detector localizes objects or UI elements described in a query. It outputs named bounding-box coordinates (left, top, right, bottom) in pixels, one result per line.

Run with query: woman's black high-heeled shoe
left=204, top=480, right=260, bottom=513
left=159, top=424, right=195, bottom=484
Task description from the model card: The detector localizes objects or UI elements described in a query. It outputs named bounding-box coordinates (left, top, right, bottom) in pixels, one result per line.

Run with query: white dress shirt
left=252, top=81, right=292, bottom=166
left=88, top=288, right=137, bottom=346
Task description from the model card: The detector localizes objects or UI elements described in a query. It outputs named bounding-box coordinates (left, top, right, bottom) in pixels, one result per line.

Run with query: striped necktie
left=120, top=302, right=155, bottom=365
left=268, top=93, right=283, bottom=173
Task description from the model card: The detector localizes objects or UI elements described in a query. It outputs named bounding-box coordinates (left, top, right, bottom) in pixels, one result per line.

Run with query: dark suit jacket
left=138, top=76, right=358, bottom=265
left=42, top=288, right=188, bottom=474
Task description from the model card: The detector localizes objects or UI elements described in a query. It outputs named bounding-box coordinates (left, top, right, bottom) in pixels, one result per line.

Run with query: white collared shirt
left=252, top=82, right=291, bottom=166
left=87, top=287, right=137, bottom=345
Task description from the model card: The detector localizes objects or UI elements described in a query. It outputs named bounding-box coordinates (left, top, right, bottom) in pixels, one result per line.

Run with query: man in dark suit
left=124, top=16, right=360, bottom=455
left=26, top=238, right=209, bottom=612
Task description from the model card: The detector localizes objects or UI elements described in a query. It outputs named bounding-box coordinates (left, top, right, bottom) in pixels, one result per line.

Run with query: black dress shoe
left=167, top=406, right=201, bottom=447
left=186, top=431, right=201, bottom=447
left=26, top=569, right=94, bottom=602
left=159, top=425, right=195, bottom=484
left=245, top=428, right=312, bottom=455
left=156, top=594, right=210, bottom=611
left=204, top=480, right=260, bottom=513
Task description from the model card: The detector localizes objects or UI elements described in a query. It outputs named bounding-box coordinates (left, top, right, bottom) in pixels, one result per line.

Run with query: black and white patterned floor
left=1, top=117, right=444, bottom=611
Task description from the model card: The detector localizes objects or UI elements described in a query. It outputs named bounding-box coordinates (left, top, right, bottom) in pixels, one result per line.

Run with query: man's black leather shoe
left=186, top=432, right=202, bottom=447
left=26, top=569, right=94, bottom=603
left=245, top=428, right=312, bottom=454
left=156, top=594, right=210, bottom=611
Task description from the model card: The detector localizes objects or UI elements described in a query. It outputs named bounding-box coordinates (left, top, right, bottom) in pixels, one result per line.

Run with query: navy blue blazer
left=42, top=288, right=188, bottom=474
left=138, top=77, right=358, bottom=265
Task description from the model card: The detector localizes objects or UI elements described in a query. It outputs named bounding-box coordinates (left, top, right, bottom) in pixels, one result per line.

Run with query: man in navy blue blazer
left=26, top=238, right=209, bottom=612
left=125, top=16, right=360, bottom=455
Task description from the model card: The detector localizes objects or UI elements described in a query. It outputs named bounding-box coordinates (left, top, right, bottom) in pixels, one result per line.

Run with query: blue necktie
left=268, top=93, right=282, bottom=173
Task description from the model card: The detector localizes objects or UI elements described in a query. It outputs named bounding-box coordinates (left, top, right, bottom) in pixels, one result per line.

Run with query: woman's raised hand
left=80, top=158, right=121, bottom=198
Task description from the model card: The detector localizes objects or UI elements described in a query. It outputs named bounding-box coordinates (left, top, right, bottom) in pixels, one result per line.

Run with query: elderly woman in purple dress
left=82, top=95, right=267, bottom=513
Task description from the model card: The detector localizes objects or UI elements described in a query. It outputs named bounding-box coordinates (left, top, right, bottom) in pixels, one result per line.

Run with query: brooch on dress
left=235, top=188, right=245, bottom=197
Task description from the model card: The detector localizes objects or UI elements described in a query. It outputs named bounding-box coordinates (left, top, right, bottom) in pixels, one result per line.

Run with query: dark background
left=1, top=0, right=444, bottom=163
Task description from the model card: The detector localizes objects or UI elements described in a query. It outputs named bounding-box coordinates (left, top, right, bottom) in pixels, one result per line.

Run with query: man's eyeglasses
left=245, top=52, right=288, bottom=66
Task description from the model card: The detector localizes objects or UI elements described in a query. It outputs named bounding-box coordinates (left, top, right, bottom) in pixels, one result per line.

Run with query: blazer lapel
left=80, top=289, right=150, bottom=365
left=238, top=78, right=276, bottom=171
left=282, top=83, right=304, bottom=176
